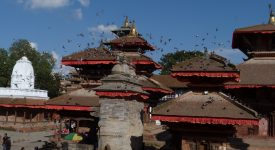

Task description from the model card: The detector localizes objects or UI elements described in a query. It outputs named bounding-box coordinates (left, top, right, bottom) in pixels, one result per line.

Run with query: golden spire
left=269, top=11, right=275, bottom=25
left=129, top=20, right=138, bottom=36
left=123, top=16, right=129, bottom=27
left=268, top=4, right=275, bottom=25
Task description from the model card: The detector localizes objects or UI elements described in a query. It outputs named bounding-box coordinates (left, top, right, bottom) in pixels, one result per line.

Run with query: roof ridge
left=218, top=92, right=258, bottom=117
left=148, top=77, right=172, bottom=92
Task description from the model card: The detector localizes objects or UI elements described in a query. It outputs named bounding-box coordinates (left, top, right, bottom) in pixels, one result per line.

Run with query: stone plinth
left=99, top=98, right=144, bottom=150
left=0, top=88, right=48, bottom=100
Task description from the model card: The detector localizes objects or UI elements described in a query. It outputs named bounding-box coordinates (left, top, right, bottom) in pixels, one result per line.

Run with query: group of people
left=2, top=133, right=11, bottom=150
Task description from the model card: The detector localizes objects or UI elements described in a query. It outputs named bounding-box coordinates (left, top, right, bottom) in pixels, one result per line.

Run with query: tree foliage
left=0, top=39, right=60, bottom=98
left=159, top=50, right=204, bottom=75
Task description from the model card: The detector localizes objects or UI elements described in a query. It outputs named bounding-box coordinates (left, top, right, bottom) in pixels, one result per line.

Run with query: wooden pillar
left=23, top=111, right=26, bottom=124
left=30, top=112, right=32, bottom=123
left=5, top=110, right=8, bottom=122
left=37, top=113, right=40, bottom=122
left=76, top=120, right=79, bottom=133
left=41, top=112, right=45, bottom=122
left=14, top=110, right=17, bottom=125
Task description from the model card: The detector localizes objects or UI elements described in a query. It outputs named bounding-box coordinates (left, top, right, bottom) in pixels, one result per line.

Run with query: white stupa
left=11, top=56, right=35, bottom=89
left=0, top=56, right=49, bottom=100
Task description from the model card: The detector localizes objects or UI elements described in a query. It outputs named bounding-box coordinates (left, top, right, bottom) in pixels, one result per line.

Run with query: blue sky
left=0, top=0, right=274, bottom=72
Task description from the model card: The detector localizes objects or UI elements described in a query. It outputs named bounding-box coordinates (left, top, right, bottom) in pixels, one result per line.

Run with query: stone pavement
left=0, top=129, right=53, bottom=149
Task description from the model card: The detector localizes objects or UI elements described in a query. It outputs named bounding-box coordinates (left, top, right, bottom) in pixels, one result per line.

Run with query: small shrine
left=94, top=58, right=148, bottom=150
left=0, top=56, right=48, bottom=99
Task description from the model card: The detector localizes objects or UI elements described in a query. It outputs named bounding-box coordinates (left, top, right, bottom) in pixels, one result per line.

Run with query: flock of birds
left=58, top=25, right=234, bottom=58
left=45, top=7, right=236, bottom=62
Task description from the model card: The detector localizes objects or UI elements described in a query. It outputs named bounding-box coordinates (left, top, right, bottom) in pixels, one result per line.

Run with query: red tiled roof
left=124, top=53, right=162, bottom=69
left=152, top=91, right=258, bottom=125
left=62, top=48, right=116, bottom=65
left=150, top=75, right=188, bottom=89
left=47, top=88, right=99, bottom=107
left=171, top=53, right=239, bottom=80
left=138, top=76, right=172, bottom=94
left=225, top=57, right=275, bottom=88
left=105, top=36, right=155, bottom=50
left=232, top=24, right=275, bottom=49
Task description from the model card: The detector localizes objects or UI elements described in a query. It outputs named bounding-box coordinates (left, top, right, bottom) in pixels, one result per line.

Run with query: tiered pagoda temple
left=61, top=18, right=170, bottom=96
left=225, top=10, right=275, bottom=136
left=152, top=51, right=259, bottom=150
left=61, top=17, right=161, bottom=83
left=47, top=17, right=171, bottom=135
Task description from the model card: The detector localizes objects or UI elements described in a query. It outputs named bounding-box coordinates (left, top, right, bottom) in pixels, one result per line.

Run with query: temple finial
left=129, top=20, right=138, bottom=36
left=123, top=16, right=129, bottom=27
left=268, top=4, right=275, bottom=25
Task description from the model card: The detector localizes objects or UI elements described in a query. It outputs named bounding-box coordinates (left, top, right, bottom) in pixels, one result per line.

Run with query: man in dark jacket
left=4, top=137, right=11, bottom=150
left=2, top=133, right=8, bottom=150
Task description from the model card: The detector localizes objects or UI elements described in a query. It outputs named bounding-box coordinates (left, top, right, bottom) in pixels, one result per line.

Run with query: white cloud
left=25, top=0, right=70, bottom=9
left=51, top=51, right=73, bottom=75
left=78, top=0, right=90, bottom=7
left=30, top=41, right=38, bottom=50
left=73, top=8, right=83, bottom=20
left=88, top=24, right=118, bottom=33
left=51, top=51, right=61, bottom=73
left=51, top=51, right=59, bottom=61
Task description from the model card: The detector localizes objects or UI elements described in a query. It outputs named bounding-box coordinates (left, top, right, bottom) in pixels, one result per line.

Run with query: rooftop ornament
left=129, top=20, right=138, bottom=37
left=123, top=16, right=130, bottom=28
left=268, top=4, right=275, bottom=25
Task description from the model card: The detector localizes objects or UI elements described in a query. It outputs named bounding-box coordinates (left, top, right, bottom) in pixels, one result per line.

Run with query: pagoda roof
left=150, top=75, right=188, bottom=89
left=233, top=24, right=275, bottom=33
left=61, top=48, right=161, bottom=69
left=152, top=91, right=258, bottom=125
left=138, top=76, right=172, bottom=94
left=100, top=73, right=141, bottom=85
left=225, top=57, right=275, bottom=88
left=62, top=47, right=116, bottom=65
left=105, top=36, right=155, bottom=51
left=0, top=89, right=98, bottom=111
left=124, top=52, right=162, bottom=69
left=94, top=74, right=149, bottom=95
left=232, top=24, right=275, bottom=50
left=171, top=52, right=239, bottom=79
left=94, top=62, right=150, bottom=100
left=46, top=88, right=99, bottom=107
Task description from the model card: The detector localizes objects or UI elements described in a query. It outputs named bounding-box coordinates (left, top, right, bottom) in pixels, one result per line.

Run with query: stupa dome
left=11, top=56, right=35, bottom=89
left=111, top=62, right=130, bottom=75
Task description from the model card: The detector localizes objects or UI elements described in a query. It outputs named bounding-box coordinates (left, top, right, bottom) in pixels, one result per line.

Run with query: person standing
left=2, top=133, right=8, bottom=150
left=5, top=137, right=11, bottom=150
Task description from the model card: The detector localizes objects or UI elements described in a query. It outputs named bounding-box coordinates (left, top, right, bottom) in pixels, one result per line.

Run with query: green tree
left=159, top=50, right=203, bottom=75
left=0, top=39, right=60, bottom=98
left=0, top=48, right=12, bottom=87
